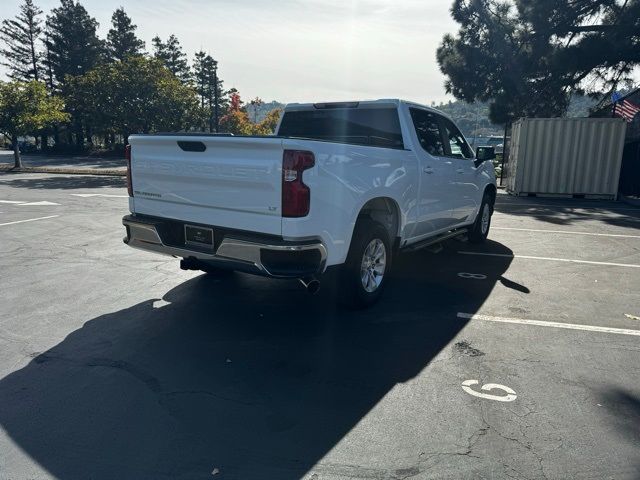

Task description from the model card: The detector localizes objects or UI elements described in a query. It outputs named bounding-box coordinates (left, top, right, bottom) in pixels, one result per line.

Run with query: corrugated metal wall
left=506, top=118, right=627, bottom=197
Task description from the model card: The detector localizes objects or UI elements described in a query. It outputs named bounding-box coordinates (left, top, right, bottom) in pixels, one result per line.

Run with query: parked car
left=123, top=99, right=497, bottom=307
left=475, top=135, right=504, bottom=155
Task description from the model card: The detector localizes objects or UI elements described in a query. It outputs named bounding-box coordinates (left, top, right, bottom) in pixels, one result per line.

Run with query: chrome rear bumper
left=122, top=215, right=327, bottom=278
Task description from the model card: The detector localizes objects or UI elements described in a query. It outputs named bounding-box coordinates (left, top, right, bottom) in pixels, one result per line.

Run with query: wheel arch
left=355, top=196, right=402, bottom=246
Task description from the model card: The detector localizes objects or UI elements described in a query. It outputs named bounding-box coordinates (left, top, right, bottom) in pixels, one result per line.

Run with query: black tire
left=468, top=193, right=493, bottom=244
left=339, top=218, right=392, bottom=309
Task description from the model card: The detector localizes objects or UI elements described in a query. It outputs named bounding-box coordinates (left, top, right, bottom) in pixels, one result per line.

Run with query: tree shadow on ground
left=0, top=174, right=125, bottom=190
left=494, top=200, right=640, bottom=229
left=18, top=155, right=125, bottom=169
left=0, top=241, right=514, bottom=480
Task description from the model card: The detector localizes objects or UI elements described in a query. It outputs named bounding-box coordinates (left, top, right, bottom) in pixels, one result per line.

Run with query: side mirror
left=475, top=146, right=496, bottom=167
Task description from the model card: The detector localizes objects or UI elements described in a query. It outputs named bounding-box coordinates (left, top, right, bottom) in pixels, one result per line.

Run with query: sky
left=0, top=0, right=459, bottom=105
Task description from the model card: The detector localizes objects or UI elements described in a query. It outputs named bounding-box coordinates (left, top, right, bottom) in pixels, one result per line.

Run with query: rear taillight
left=282, top=149, right=314, bottom=217
left=125, top=144, right=133, bottom=197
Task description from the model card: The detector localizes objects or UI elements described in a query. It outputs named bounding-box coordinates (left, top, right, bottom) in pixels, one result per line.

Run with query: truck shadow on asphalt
left=0, top=241, right=515, bottom=479
left=601, top=388, right=640, bottom=470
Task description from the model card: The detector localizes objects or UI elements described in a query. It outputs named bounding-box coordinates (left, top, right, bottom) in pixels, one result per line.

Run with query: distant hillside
left=433, top=101, right=500, bottom=138
left=434, top=94, right=600, bottom=138
left=245, top=101, right=284, bottom=123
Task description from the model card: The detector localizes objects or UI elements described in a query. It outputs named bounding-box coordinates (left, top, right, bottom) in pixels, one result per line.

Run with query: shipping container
left=505, top=118, right=627, bottom=199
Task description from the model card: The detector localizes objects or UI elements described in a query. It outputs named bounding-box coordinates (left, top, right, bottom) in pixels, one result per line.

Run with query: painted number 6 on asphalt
left=462, top=380, right=517, bottom=402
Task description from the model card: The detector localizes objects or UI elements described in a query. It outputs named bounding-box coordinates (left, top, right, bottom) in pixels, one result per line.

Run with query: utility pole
left=250, top=97, right=263, bottom=123
left=472, top=103, right=480, bottom=147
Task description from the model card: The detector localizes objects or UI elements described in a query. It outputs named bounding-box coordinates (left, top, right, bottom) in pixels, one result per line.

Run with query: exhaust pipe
left=299, top=277, right=321, bottom=295
left=180, top=258, right=199, bottom=271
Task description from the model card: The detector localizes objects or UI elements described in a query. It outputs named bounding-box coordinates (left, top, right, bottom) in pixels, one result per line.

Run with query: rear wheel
left=340, top=218, right=392, bottom=309
left=468, top=193, right=493, bottom=243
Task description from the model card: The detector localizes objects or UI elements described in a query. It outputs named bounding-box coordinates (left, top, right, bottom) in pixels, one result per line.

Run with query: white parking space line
left=457, top=312, right=640, bottom=337
left=17, top=201, right=60, bottom=206
left=0, top=199, right=60, bottom=206
left=70, top=193, right=128, bottom=198
left=492, top=227, right=640, bottom=239
left=0, top=215, right=60, bottom=227
left=458, top=251, right=640, bottom=268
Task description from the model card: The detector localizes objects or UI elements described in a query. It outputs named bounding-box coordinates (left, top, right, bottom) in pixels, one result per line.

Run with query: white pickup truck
left=123, top=99, right=497, bottom=307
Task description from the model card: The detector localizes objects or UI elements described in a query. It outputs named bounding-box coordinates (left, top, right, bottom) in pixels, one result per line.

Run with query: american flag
left=615, top=99, right=640, bottom=122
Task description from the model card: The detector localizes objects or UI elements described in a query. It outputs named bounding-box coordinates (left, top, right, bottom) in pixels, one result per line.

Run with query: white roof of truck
left=283, top=99, right=450, bottom=118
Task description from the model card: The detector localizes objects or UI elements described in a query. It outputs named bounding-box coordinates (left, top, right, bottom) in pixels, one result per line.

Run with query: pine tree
left=42, top=28, right=55, bottom=91
left=193, top=51, right=208, bottom=108
left=437, top=0, right=640, bottom=125
left=106, top=7, right=145, bottom=61
left=192, top=50, right=225, bottom=131
left=0, top=0, right=43, bottom=81
left=44, top=0, right=104, bottom=147
left=44, top=0, right=104, bottom=89
left=152, top=34, right=190, bottom=83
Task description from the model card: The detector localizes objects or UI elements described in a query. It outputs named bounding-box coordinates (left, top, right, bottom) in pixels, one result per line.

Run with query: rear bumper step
left=122, top=215, right=327, bottom=278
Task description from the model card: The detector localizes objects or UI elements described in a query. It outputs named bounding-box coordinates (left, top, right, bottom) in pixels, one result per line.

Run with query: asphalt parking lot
left=1, top=172, right=639, bottom=480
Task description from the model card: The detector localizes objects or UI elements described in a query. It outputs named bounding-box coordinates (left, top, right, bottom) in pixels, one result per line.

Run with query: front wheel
left=339, top=218, right=392, bottom=309
left=468, top=193, right=493, bottom=244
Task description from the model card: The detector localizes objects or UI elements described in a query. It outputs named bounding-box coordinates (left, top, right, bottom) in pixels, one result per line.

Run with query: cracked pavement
left=0, top=172, right=639, bottom=479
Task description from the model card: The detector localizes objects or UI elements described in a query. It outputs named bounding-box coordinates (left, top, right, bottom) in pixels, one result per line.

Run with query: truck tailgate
left=129, top=135, right=284, bottom=235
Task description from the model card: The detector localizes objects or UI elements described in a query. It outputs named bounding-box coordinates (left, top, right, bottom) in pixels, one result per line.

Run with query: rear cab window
left=278, top=106, right=405, bottom=149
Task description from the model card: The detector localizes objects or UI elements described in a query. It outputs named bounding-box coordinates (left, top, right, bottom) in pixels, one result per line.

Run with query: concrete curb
left=0, top=164, right=126, bottom=177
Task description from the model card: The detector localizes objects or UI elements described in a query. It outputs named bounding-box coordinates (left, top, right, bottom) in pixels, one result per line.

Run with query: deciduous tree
left=65, top=56, right=203, bottom=143
left=254, top=108, right=282, bottom=135
left=219, top=91, right=250, bottom=134
left=218, top=91, right=281, bottom=135
left=0, top=81, right=68, bottom=167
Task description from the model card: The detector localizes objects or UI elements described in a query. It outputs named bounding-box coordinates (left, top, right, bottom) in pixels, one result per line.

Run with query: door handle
left=457, top=168, right=464, bottom=174
left=423, top=167, right=433, bottom=174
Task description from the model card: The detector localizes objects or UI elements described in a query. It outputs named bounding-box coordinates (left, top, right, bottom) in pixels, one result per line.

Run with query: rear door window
left=409, top=108, right=446, bottom=156
left=278, top=107, right=404, bottom=149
